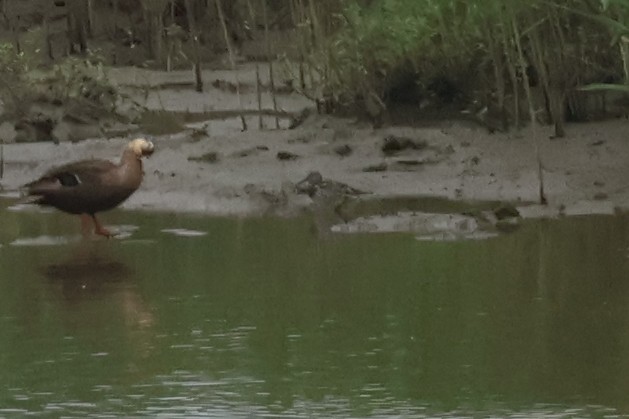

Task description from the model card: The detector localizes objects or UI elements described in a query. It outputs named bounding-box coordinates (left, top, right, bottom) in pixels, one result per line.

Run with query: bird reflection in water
left=43, top=242, right=155, bottom=357
left=45, top=251, right=132, bottom=299
left=43, top=241, right=133, bottom=301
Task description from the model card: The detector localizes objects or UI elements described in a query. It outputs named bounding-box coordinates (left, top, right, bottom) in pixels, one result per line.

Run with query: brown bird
left=24, top=138, right=155, bottom=237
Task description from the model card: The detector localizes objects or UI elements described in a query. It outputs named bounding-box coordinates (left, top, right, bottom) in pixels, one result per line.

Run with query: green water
left=1, top=207, right=629, bottom=418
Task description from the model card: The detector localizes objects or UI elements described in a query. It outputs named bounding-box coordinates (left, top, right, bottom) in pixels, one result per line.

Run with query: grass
left=292, top=0, right=627, bottom=132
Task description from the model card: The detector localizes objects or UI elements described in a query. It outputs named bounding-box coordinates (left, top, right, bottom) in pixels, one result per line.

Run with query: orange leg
left=80, top=214, right=114, bottom=238
left=91, top=214, right=114, bottom=238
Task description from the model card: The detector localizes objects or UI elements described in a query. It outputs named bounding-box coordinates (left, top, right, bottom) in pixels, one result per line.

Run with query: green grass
left=295, top=0, right=629, bottom=131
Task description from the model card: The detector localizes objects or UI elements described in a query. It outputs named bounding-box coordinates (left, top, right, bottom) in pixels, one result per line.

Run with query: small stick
left=216, top=0, right=247, bottom=131
left=262, top=0, right=280, bottom=129
left=185, top=0, right=203, bottom=92
left=511, top=17, right=547, bottom=205
left=1, top=138, right=4, bottom=179
left=246, top=0, right=264, bottom=129
left=256, top=63, right=264, bottom=129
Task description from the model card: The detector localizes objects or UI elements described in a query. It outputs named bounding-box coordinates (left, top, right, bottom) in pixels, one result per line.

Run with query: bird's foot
left=82, top=214, right=116, bottom=239
left=94, top=225, right=115, bottom=238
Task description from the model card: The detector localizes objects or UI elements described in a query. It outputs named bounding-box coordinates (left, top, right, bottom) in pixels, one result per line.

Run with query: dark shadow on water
left=45, top=255, right=132, bottom=282
left=40, top=241, right=156, bottom=360
left=34, top=238, right=155, bottom=330
left=44, top=252, right=133, bottom=301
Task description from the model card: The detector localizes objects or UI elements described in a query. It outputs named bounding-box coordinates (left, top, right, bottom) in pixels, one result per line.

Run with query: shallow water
left=1, top=206, right=629, bottom=418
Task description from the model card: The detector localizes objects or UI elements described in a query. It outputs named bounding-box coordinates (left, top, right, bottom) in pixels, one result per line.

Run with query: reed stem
left=215, top=0, right=247, bottom=131
left=262, top=0, right=280, bottom=129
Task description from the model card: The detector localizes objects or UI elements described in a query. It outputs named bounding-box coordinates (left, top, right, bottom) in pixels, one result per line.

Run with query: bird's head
left=127, top=138, right=155, bottom=158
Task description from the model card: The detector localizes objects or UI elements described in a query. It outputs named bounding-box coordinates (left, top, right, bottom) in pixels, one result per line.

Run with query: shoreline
left=1, top=116, right=627, bottom=231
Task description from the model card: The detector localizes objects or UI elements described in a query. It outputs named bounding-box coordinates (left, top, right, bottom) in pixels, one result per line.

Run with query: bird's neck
left=118, top=149, right=144, bottom=184
left=120, top=149, right=142, bottom=166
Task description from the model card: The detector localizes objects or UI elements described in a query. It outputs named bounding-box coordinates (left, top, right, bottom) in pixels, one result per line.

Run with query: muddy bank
left=2, top=114, right=628, bottom=233
left=1, top=66, right=628, bottom=236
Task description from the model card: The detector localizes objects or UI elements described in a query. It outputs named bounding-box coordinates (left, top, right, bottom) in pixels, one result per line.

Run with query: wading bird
left=23, top=138, right=154, bottom=237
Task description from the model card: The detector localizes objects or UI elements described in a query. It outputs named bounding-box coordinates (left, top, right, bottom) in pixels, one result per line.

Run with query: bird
left=23, top=138, right=155, bottom=238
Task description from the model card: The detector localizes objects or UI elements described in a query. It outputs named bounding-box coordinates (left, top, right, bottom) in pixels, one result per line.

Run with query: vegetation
left=0, top=0, right=627, bottom=135
left=291, top=0, right=628, bottom=134
left=46, top=54, right=119, bottom=114
left=0, top=45, right=121, bottom=121
left=0, top=43, right=33, bottom=120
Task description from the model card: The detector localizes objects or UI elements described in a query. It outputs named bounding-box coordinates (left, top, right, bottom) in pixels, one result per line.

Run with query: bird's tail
left=17, top=194, right=44, bottom=205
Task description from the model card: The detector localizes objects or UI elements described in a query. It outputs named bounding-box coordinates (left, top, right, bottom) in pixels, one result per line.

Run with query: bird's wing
left=25, top=159, right=116, bottom=195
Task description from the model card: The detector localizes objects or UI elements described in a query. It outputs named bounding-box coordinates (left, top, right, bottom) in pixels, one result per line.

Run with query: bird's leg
left=91, top=214, right=114, bottom=238
left=80, top=214, right=93, bottom=238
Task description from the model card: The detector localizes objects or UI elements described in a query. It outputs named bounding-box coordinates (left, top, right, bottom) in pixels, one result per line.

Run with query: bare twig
left=512, top=15, right=547, bottom=205
left=185, top=0, right=203, bottom=92
left=112, top=0, right=118, bottom=36
left=262, top=0, right=280, bottom=129
left=216, top=0, right=247, bottom=131
left=246, top=0, right=264, bottom=129
left=255, top=60, right=264, bottom=129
